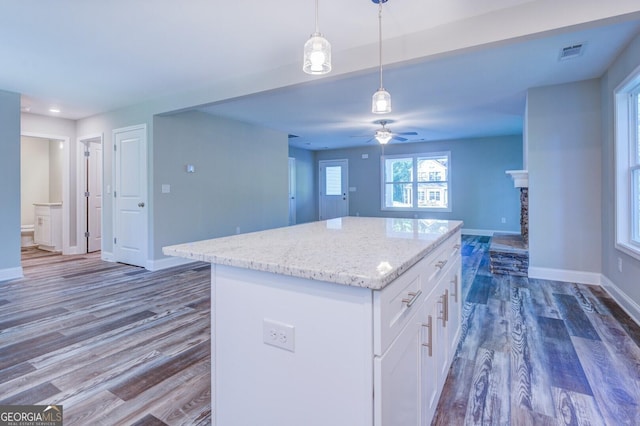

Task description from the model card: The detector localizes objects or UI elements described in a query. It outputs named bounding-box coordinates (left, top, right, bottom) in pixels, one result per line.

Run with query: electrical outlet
left=263, top=319, right=295, bottom=352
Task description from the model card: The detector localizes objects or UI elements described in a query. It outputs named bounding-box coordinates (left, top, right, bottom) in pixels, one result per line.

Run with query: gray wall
left=288, top=147, right=317, bottom=224
left=0, top=90, right=21, bottom=277
left=527, top=79, right=602, bottom=274
left=601, top=33, right=640, bottom=310
left=314, top=135, right=523, bottom=232
left=153, top=111, right=289, bottom=258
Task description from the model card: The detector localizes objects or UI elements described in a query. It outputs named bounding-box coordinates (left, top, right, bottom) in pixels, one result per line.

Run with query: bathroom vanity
left=33, top=202, right=62, bottom=252
left=163, top=217, right=463, bottom=426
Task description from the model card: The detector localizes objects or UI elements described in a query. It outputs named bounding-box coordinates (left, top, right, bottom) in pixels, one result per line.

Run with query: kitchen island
left=163, top=216, right=463, bottom=426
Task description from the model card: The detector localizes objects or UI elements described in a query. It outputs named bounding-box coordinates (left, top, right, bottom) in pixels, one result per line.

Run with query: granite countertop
left=163, top=217, right=463, bottom=290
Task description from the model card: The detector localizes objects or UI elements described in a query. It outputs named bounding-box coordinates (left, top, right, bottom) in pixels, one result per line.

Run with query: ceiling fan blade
left=392, top=136, right=408, bottom=142
left=396, top=131, right=418, bottom=136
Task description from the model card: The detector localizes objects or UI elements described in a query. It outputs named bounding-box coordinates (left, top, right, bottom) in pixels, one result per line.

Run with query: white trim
left=21, top=132, right=71, bottom=255
left=527, top=267, right=601, bottom=285
left=601, top=275, right=640, bottom=326
left=462, top=228, right=501, bottom=236
left=0, top=267, right=24, bottom=282
left=101, top=251, right=115, bottom=262
left=147, top=256, right=198, bottom=271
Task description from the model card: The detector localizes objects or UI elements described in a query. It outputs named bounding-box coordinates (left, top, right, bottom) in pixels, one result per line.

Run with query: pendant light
left=372, top=0, right=391, bottom=114
left=303, top=0, right=331, bottom=75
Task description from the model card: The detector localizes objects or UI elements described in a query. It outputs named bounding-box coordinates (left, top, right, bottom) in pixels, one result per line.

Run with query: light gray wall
left=314, top=135, right=523, bottom=232
left=0, top=90, right=21, bottom=276
left=153, top=111, right=289, bottom=258
left=20, top=136, right=50, bottom=226
left=288, top=147, right=317, bottom=224
left=601, top=33, right=640, bottom=310
left=49, top=139, right=63, bottom=202
left=527, top=79, right=602, bottom=274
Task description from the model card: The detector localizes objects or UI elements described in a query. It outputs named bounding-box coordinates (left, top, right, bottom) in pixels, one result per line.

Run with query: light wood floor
left=1, top=241, right=639, bottom=425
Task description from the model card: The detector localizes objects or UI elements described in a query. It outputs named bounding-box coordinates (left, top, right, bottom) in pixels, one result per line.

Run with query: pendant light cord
left=315, top=0, right=320, bottom=33
left=378, top=1, right=383, bottom=90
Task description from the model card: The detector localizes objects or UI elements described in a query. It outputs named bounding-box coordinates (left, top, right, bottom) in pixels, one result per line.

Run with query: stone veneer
left=520, top=187, right=529, bottom=245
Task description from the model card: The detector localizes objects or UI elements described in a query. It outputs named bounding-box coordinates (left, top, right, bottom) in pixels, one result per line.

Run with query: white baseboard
left=0, top=267, right=24, bottom=282
left=147, top=256, right=198, bottom=271
left=601, top=275, right=640, bottom=326
left=527, top=266, right=601, bottom=285
left=101, top=251, right=114, bottom=262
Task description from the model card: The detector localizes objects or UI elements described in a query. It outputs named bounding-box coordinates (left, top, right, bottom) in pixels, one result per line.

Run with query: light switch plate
left=161, top=184, right=170, bottom=193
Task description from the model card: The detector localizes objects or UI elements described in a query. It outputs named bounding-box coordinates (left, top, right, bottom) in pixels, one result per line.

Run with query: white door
left=87, top=139, right=102, bottom=252
left=288, top=157, right=296, bottom=225
left=113, top=124, right=148, bottom=267
left=319, top=159, right=348, bottom=220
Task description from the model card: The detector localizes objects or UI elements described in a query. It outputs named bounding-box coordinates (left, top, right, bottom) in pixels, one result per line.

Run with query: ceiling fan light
left=372, top=89, right=391, bottom=114
left=375, top=128, right=392, bottom=144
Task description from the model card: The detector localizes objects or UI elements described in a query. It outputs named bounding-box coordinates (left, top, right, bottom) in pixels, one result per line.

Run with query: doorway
left=20, top=133, right=70, bottom=254
left=319, top=159, right=349, bottom=220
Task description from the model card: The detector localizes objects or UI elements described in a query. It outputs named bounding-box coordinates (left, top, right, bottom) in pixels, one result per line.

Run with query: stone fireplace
left=489, top=170, right=529, bottom=276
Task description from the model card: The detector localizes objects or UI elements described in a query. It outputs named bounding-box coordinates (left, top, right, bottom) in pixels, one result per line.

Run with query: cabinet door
left=447, top=262, right=462, bottom=355
left=421, top=289, right=448, bottom=424
left=374, top=304, right=424, bottom=426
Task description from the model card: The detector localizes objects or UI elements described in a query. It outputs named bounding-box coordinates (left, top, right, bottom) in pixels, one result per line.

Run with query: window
left=615, top=67, right=640, bottom=259
left=381, top=152, right=450, bottom=211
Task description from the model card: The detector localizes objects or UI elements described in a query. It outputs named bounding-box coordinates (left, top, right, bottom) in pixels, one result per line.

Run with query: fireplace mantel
left=506, top=170, right=528, bottom=188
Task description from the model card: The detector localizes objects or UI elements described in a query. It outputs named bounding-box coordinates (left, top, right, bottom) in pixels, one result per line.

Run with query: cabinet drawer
left=34, top=206, right=51, bottom=218
left=422, top=231, right=461, bottom=293
left=373, top=259, right=423, bottom=356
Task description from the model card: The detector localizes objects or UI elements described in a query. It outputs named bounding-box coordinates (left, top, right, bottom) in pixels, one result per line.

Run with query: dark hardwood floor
left=433, top=236, right=640, bottom=425
left=1, top=240, right=639, bottom=425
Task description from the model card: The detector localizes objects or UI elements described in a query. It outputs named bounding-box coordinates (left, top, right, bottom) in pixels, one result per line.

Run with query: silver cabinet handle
left=435, top=260, right=448, bottom=269
left=422, top=316, right=433, bottom=357
left=138, top=202, right=145, bottom=208
left=402, top=290, right=422, bottom=308
left=438, top=290, right=448, bottom=327
left=450, top=275, right=458, bottom=303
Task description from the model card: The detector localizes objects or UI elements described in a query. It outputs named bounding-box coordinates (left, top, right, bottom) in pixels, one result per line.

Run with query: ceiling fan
left=354, top=120, right=418, bottom=144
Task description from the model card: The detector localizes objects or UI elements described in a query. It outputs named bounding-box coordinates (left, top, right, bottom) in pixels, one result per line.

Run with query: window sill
left=615, top=241, right=640, bottom=262
left=381, top=207, right=452, bottom=213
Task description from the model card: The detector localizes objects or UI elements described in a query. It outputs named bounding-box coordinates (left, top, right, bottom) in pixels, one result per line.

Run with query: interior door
left=319, top=159, right=348, bottom=220
left=288, top=157, right=296, bottom=225
left=87, top=139, right=102, bottom=252
left=113, top=124, right=148, bottom=267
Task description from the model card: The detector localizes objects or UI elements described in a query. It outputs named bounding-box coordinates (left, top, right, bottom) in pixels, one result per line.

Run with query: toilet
left=21, top=224, right=35, bottom=247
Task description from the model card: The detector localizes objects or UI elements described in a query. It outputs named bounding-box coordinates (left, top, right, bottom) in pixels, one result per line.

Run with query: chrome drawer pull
left=435, top=260, right=448, bottom=269
left=437, top=291, right=448, bottom=327
left=450, top=275, right=458, bottom=303
left=402, top=290, right=422, bottom=308
left=422, top=316, right=433, bottom=357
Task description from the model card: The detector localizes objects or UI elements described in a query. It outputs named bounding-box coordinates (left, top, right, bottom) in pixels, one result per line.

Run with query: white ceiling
left=3, top=1, right=640, bottom=150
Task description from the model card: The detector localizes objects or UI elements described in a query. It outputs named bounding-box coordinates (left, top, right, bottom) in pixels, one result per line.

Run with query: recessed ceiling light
left=49, top=107, right=61, bottom=113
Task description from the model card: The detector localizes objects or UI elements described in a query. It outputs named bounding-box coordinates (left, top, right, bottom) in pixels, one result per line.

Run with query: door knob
left=138, top=202, right=145, bottom=208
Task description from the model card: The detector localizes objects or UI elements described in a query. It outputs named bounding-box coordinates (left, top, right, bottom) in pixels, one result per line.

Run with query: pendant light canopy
left=303, top=0, right=331, bottom=75
left=372, top=0, right=391, bottom=114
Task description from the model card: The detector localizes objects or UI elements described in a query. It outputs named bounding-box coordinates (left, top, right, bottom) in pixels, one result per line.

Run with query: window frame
left=614, top=65, right=640, bottom=260
left=380, top=151, right=452, bottom=213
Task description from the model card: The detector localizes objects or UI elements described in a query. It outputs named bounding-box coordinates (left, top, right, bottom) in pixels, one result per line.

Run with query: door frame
left=76, top=133, right=104, bottom=254
left=22, top=131, right=71, bottom=254
left=288, top=157, right=296, bottom=226
left=319, top=159, right=349, bottom=220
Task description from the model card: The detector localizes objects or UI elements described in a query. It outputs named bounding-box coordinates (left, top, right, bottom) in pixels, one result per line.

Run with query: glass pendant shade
left=303, top=33, right=331, bottom=75
left=372, top=89, right=391, bottom=114
left=375, top=128, right=393, bottom=144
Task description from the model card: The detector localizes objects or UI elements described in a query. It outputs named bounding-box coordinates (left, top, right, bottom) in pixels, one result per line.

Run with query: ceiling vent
left=559, top=43, right=585, bottom=61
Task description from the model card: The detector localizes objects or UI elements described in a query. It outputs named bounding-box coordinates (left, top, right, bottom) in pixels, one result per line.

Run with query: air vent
left=559, top=43, right=585, bottom=61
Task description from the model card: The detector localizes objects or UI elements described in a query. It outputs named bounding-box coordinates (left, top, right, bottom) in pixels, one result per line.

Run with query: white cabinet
left=374, top=231, right=462, bottom=426
left=33, top=203, right=62, bottom=252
